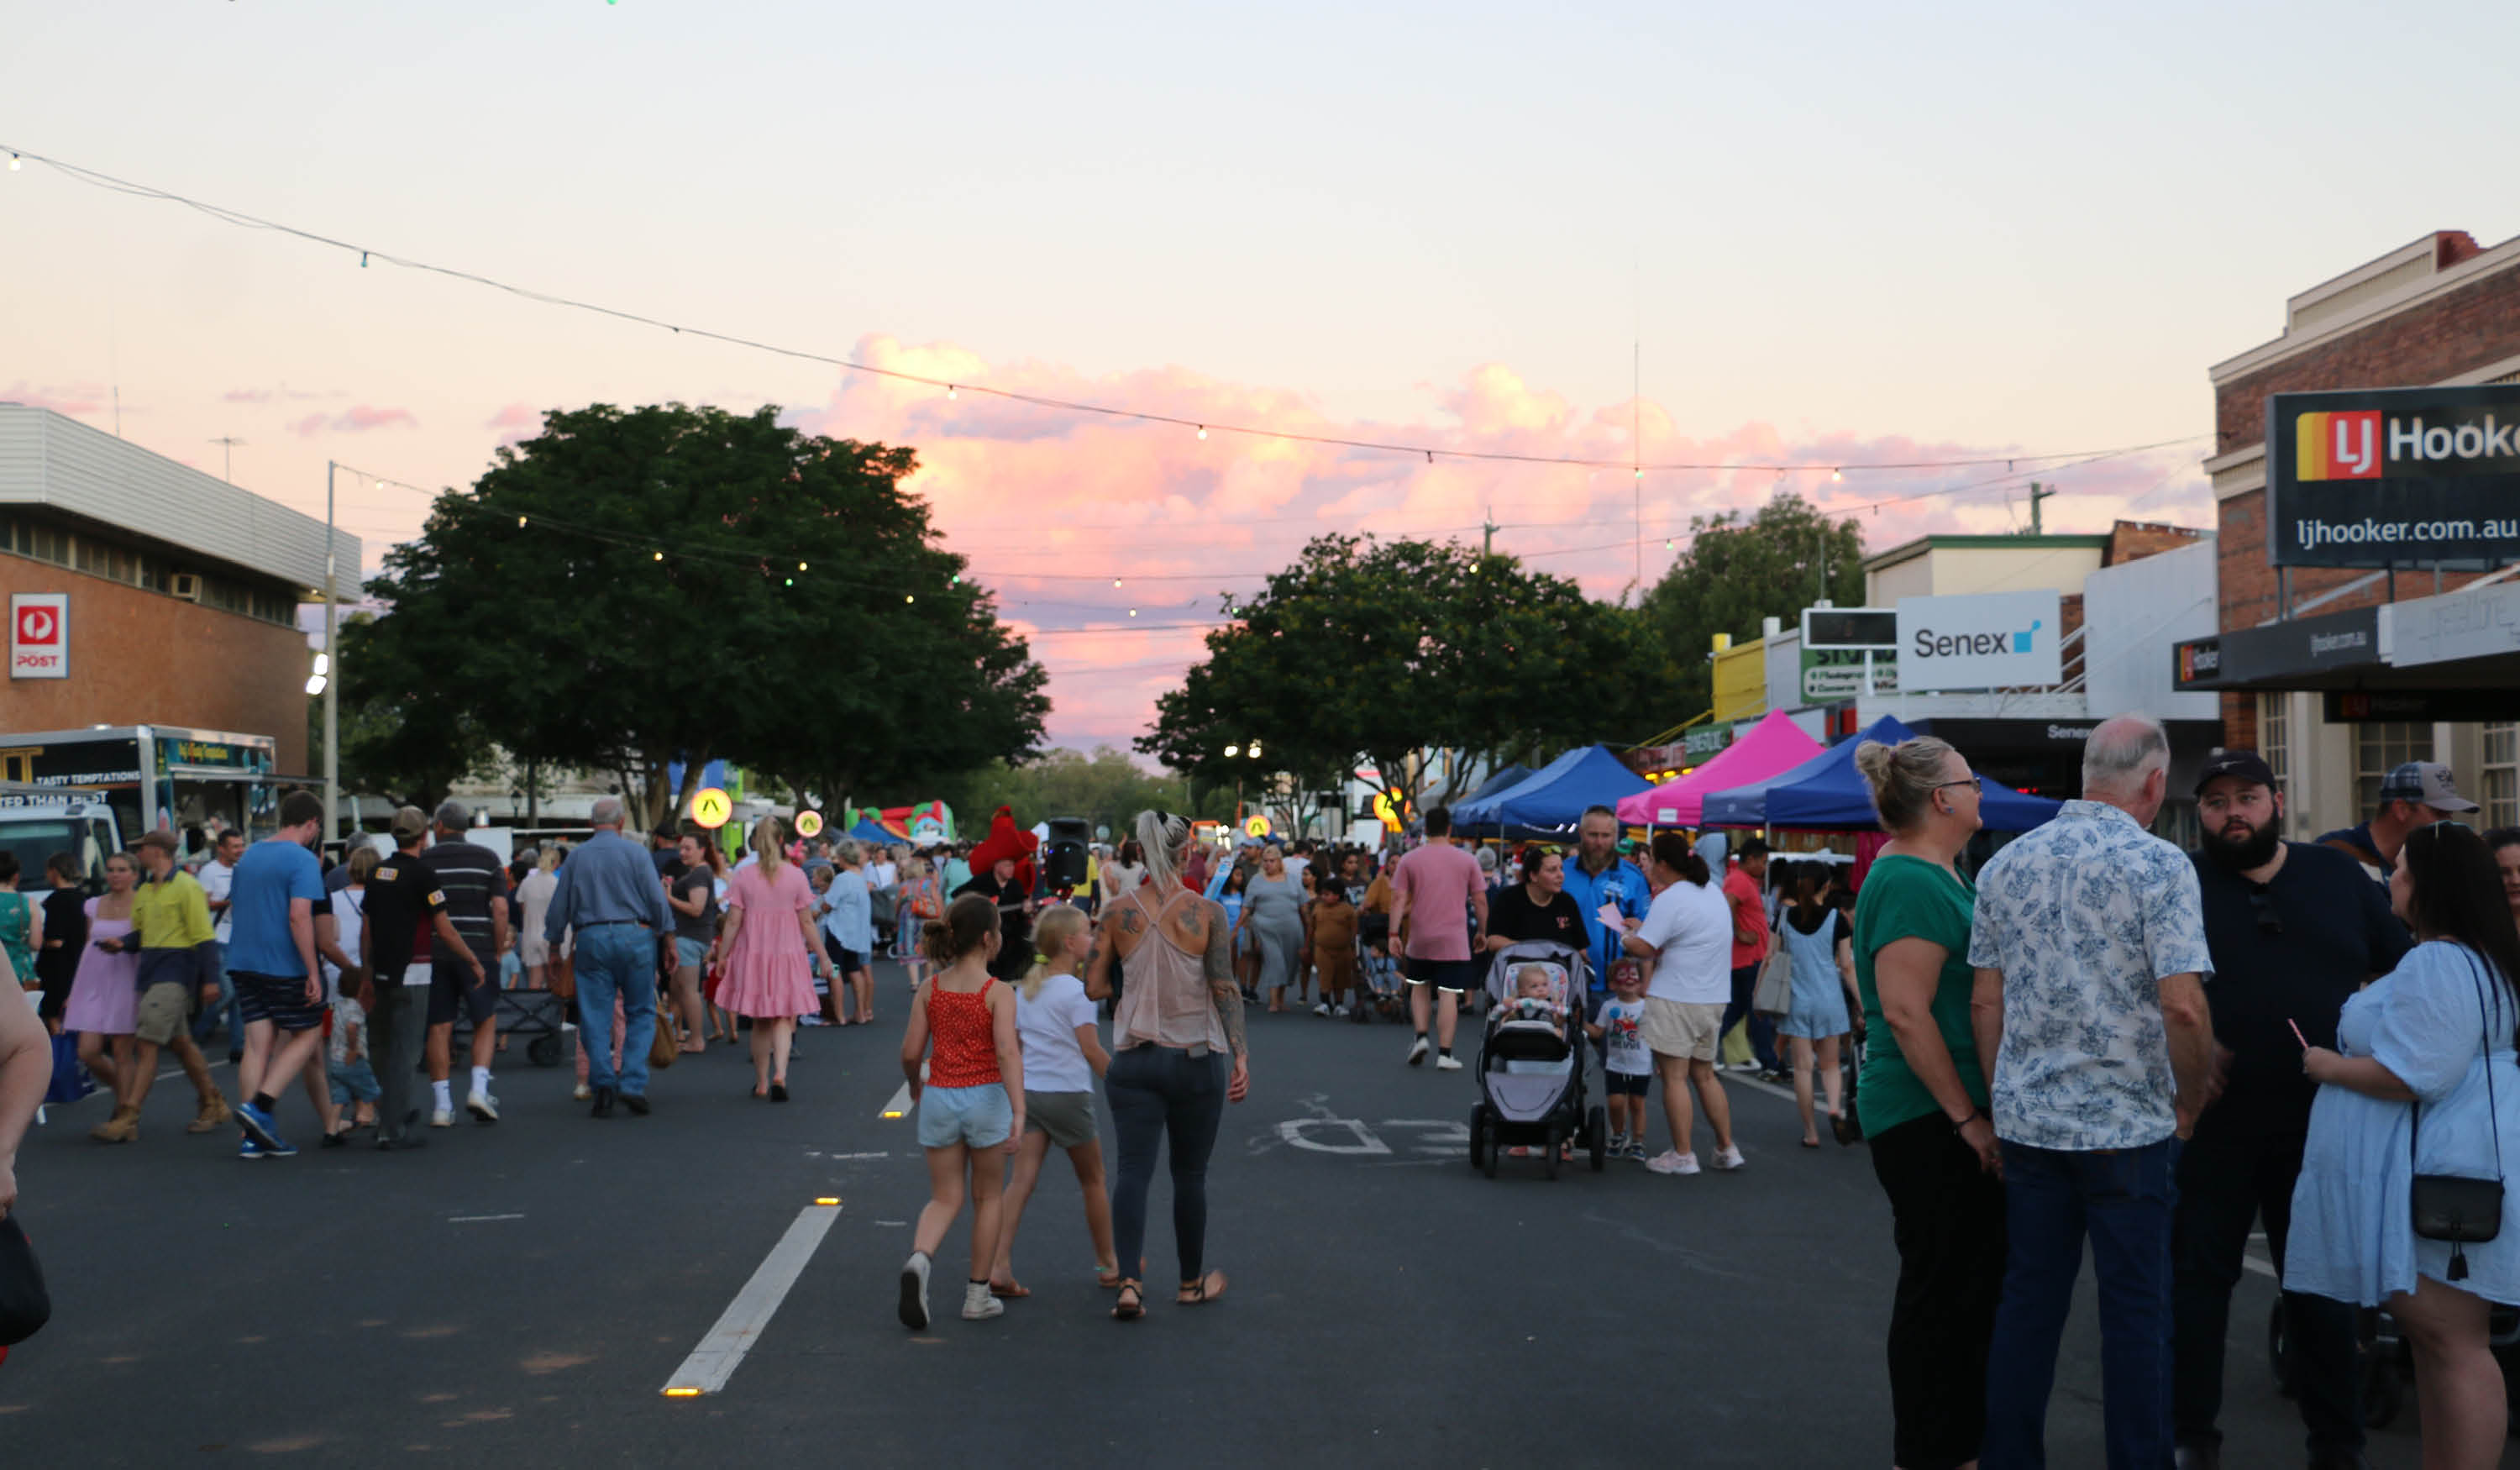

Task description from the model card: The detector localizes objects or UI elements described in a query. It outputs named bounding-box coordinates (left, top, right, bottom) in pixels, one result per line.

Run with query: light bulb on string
left=653, top=551, right=664, bottom=562
left=517, top=515, right=528, bottom=528
left=797, top=560, right=808, bottom=571
left=1831, top=468, right=1843, bottom=482
left=947, top=385, right=958, bottom=400
left=7, top=155, right=19, bottom=172
left=905, top=594, right=916, bottom=604
left=1112, top=579, right=1122, bottom=588
left=1128, top=608, right=1138, bottom=617
left=1195, top=425, right=1207, bottom=440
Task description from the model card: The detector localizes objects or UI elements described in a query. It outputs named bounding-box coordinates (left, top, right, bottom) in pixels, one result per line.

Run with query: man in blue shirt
left=224, top=790, right=336, bottom=1158
left=1557, top=806, right=1649, bottom=1010
left=545, top=796, right=674, bottom=1117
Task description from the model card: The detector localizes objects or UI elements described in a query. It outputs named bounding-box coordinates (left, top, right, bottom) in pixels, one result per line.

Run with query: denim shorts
left=673, top=936, right=709, bottom=969
left=917, top=1082, right=1013, bottom=1150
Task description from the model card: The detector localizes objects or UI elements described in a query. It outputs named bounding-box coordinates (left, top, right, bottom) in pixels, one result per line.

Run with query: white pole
left=323, top=460, right=340, bottom=846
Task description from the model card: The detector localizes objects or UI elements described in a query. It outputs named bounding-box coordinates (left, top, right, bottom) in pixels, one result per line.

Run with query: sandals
left=989, top=1278, right=1031, bottom=1299
left=1177, top=1270, right=1227, bottom=1305
left=1111, top=1282, right=1144, bottom=1320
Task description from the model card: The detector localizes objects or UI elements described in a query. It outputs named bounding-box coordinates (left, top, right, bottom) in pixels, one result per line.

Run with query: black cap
left=2192, top=749, right=2276, bottom=797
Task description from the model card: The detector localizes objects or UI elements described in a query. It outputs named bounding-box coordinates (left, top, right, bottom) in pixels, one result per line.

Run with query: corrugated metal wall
left=0, top=405, right=361, bottom=593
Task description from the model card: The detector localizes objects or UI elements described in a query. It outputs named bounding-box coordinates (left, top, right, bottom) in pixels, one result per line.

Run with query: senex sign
left=2268, top=384, right=2520, bottom=568
left=1894, top=591, right=2062, bottom=691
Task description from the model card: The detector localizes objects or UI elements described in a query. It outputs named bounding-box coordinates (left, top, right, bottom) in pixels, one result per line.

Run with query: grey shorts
left=1024, top=1089, right=1100, bottom=1150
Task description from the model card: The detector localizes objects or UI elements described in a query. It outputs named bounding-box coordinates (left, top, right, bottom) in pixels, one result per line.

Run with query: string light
left=1831, top=468, right=1843, bottom=483
left=517, top=515, right=528, bottom=528
left=0, top=143, right=2199, bottom=480
left=6, top=155, right=18, bottom=172
left=905, top=593, right=916, bottom=603
left=653, top=550, right=664, bottom=561
left=797, top=560, right=808, bottom=571
left=947, top=385, right=957, bottom=400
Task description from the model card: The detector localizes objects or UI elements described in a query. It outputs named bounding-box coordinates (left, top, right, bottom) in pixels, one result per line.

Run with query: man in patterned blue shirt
left=1966, top=713, right=2218, bottom=1468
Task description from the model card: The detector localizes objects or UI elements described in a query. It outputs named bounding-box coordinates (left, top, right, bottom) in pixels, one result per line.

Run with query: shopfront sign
left=2214, top=606, right=2381, bottom=686
left=9, top=593, right=66, bottom=680
left=1895, top=591, right=2061, bottom=690
left=2171, top=636, right=2222, bottom=691
left=1683, top=725, right=1731, bottom=759
left=2268, top=385, right=2520, bottom=568
left=2323, top=690, right=2515, bottom=722
left=1799, top=646, right=1899, bottom=701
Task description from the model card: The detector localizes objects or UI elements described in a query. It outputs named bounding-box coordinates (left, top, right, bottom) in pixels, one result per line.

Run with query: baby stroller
left=1467, top=939, right=1607, bottom=1179
left=1349, top=919, right=1408, bottom=1025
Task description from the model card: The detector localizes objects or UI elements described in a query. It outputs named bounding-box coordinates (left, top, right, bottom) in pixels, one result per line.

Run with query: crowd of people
left=8, top=732, right=2520, bottom=1467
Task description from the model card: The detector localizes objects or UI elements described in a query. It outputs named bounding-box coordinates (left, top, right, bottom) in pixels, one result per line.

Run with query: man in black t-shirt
left=362, top=807, right=485, bottom=1152
left=420, top=802, right=512, bottom=1127
left=2172, top=751, right=2411, bottom=1470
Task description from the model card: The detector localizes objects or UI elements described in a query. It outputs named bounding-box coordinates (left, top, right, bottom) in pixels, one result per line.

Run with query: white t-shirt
left=202, top=858, right=237, bottom=943
left=325, top=886, right=367, bottom=986
left=1284, top=856, right=1310, bottom=885
left=1015, top=972, right=1100, bottom=1093
left=869, top=861, right=899, bottom=891
left=1598, top=995, right=1651, bottom=1075
left=1635, top=879, right=1730, bottom=1006
left=1102, top=863, right=1146, bottom=900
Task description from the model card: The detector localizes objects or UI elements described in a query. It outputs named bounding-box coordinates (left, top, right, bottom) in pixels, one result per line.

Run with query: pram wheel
left=1586, top=1105, right=1607, bottom=1172
left=1467, top=1105, right=1488, bottom=1170
left=1543, top=1128, right=1561, bottom=1180
left=528, top=1034, right=563, bottom=1068
left=1481, top=1116, right=1500, bottom=1179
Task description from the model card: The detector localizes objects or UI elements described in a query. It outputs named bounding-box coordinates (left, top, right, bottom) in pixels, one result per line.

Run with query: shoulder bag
left=0, top=1215, right=51, bottom=1347
left=1751, top=923, right=1794, bottom=1018
left=2409, top=948, right=2508, bottom=1281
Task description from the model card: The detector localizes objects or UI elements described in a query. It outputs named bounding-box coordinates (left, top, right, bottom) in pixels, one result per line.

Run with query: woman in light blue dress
left=1770, top=867, right=1856, bottom=1148
left=2290, top=822, right=2520, bottom=1465
left=1235, top=847, right=1306, bottom=1014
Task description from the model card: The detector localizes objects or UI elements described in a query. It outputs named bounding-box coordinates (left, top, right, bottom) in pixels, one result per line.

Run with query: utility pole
left=208, top=436, right=244, bottom=483
left=323, top=460, right=340, bottom=848
left=2026, top=481, right=2055, bottom=535
left=1483, top=506, right=1497, bottom=557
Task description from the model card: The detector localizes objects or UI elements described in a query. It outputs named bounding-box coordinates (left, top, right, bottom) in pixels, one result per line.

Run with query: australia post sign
left=9, top=594, right=67, bottom=680
left=2269, top=385, right=2520, bottom=568
left=1896, top=591, right=2062, bottom=692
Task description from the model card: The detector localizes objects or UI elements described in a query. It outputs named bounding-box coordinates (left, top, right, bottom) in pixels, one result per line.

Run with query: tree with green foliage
left=1138, top=535, right=1681, bottom=822
left=347, top=403, right=1047, bottom=831
left=929, top=747, right=1226, bottom=839
left=1639, top=492, right=1865, bottom=711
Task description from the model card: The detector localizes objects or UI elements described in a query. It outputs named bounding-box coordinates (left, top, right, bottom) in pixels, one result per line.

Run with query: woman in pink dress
left=712, top=816, right=832, bottom=1101
left=61, top=852, right=142, bottom=1099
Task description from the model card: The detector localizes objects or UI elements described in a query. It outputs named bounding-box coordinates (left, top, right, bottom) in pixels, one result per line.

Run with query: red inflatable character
left=965, top=805, right=1037, bottom=896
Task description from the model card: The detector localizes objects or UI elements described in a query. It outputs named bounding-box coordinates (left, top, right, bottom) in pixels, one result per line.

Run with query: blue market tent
left=848, top=818, right=894, bottom=843
left=1452, top=744, right=1651, bottom=839
left=1462, top=764, right=1533, bottom=805
left=1698, top=715, right=2062, bottom=832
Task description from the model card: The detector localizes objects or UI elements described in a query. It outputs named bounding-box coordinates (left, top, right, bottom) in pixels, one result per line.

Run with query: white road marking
left=827, top=1151, right=890, bottom=1160
left=661, top=1204, right=841, bottom=1397
left=1277, top=1118, right=1390, bottom=1155
left=878, top=1063, right=927, bottom=1121
left=449, top=1214, right=526, bottom=1224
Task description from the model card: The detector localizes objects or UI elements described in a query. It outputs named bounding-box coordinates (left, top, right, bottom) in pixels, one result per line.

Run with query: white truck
left=0, top=724, right=296, bottom=874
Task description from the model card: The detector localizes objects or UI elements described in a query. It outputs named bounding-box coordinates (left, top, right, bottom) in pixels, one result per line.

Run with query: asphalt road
left=3, top=964, right=2509, bottom=1467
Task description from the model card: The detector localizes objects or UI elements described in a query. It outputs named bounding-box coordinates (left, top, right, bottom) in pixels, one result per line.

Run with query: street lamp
left=1235, top=740, right=1263, bottom=829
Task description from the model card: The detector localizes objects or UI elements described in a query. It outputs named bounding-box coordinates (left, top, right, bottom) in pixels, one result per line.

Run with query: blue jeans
left=193, top=941, right=235, bottom=1046
left=574, top=924, right=657, bottom=1096
left=1106, top=1046, right=1227, bottom=1286
left=1720, top=962, right=1780, bottom=1071
left=1982, top=1137, right=2179, bottom=1470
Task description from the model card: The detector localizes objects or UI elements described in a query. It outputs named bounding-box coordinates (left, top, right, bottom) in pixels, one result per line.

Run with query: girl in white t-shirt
left=987, top=906, right=1120, bottom=1298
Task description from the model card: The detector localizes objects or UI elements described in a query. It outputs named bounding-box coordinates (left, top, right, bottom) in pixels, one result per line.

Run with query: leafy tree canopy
left=1639, top=492, right=1865, bottom=713
left=344, top=403, right=1047, bottom=829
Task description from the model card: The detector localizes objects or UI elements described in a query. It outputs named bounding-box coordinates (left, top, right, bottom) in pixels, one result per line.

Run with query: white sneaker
left=1407, top=1036, right=1430, bottom=1066
left=466, top=1090, right=499, bottom=1123
left=898, top=1252, right=932, bottom=1330
left=961, top=1281, right=1004, bottom=1321
left=1334, top=1004, right=1351, bottom=1017
left=429, top=1107, right=454, bottom=1129
left=573, top=1083, right=592, bottom=1101
left=1608, top=1131, right=1629, bottom=1153
left=1711, top=1144, right=1747, bottom=1171
left=1646, top=1150, right=1701, bottom=1175
left=1314, top=1002, right=1333, bottom=1017
left=1435, top=1053, right=1462, bottom=1071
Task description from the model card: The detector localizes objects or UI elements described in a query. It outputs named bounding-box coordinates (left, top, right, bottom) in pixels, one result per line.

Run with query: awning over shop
left=1614, top=711, right=1823, bottom=828
left=2171, top=577, right=2520, bottom=694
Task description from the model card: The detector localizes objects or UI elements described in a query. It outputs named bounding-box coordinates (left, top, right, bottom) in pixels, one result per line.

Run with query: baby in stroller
left=1491, top=963, right=1574, bottom=1074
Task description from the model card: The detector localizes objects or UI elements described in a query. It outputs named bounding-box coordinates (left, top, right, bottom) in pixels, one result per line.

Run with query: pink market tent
left=1614, top=711, right=1825, bottom=829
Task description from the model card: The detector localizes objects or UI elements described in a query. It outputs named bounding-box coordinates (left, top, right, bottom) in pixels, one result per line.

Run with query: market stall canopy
left=1698, top=715, right=2062, bottom=832
left=1452, top=744, right=1651, bottom=839
left=1614, top=711, right=1824, bottom=828
left=1462, top=764, right=1533, bottom=805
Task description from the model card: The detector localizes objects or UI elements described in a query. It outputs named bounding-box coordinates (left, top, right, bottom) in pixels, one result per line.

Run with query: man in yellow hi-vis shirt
left=90, top=831, right=231, bottom=1144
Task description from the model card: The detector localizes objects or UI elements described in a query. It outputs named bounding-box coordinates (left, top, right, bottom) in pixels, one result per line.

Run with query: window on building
left=2486, top=722, right=2518, bottom=829
left=2355, top=722, right=2435, bottom=816
left=2258, top=693, right=2291, bottom=832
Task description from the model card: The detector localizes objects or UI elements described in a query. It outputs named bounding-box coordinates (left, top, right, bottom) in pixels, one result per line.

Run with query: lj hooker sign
left=2268, top=384, right=2520, bottom=569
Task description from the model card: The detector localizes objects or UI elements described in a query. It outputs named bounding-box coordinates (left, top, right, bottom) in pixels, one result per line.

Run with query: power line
left=6, top=143, right=2197, bottom=477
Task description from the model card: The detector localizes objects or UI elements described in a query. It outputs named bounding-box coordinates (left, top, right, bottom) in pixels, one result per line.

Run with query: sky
left=7, top=1, right=2519, bottom=753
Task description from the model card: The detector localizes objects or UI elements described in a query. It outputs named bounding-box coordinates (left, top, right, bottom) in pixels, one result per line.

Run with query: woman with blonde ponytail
left=988, top=904, right=1118, bottom=1298
left=713, top=816, right=833, bottom=1101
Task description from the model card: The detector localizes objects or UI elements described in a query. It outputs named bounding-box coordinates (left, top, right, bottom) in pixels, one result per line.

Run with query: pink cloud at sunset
left=0, top=381, right=108, bottom=416
left=289, top=405, right=420, bottom=438
left=780, top=334, right=2212, bottom=749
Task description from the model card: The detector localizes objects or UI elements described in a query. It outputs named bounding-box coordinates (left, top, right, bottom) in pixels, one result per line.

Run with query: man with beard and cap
left=2171, top=750, right=2411, bottom=1470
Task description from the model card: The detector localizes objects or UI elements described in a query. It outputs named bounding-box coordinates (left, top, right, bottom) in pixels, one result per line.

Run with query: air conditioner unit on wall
left=169, top=573, right=202, bottom=601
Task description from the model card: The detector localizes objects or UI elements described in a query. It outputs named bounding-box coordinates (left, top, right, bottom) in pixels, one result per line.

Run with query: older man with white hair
left=543, top=796, right=674, bottom=1118
left=1966, top=714, right=2218, bottom=1467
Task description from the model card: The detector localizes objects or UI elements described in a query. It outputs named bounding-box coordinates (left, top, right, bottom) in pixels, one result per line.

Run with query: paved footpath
left=3, top=967, right=2507, bottom=1467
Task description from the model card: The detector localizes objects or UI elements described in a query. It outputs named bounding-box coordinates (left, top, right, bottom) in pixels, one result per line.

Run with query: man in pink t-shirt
left=1386, top=805, right=1488, bottom=1068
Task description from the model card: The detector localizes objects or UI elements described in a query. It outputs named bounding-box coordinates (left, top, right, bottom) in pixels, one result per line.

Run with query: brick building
left=0, top=404, right=355, bottom=778
left=2200, top=230, right=2520, bottom=837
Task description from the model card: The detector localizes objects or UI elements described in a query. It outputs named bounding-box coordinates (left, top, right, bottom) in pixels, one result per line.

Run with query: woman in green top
left=1850, top=735, right=2003, bottom=1470
left=0, top=852, right=39, bottom=993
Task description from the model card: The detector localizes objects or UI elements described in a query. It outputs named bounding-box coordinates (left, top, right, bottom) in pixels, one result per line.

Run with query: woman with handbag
left=2291, top=821, right=2520, bottom=1467
left=1769, top=866, right=1859, bottom=1149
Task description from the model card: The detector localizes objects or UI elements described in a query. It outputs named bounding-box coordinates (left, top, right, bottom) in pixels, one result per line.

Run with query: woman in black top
left=1482, top=847, right=1591, bottom=967
left=34, top=852, right=87, bottom=1026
